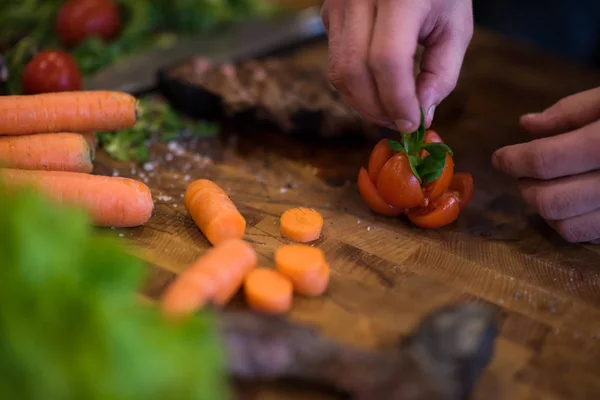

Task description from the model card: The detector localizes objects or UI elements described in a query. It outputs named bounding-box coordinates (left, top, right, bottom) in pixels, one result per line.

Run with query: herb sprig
left=387, top=108, right=453, bottom=184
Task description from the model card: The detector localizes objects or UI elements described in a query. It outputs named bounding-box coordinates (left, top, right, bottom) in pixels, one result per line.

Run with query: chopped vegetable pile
left=0, top=183, right=228, bottom=400
left=1, top=0, right=274, bottom=94
left=98, top=98, right=219, bottom=163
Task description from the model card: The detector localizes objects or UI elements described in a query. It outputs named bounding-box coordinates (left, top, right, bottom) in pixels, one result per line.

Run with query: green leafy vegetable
left=0, top=182, right=229, bottom=400
left=97, top=99, right=219, bottom=163
left=386, top=107, right=453, bottom=184
left=2, top=0, right=274, bottom=93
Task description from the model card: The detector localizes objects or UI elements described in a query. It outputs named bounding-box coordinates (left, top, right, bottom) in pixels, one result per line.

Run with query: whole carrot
left=184, top=179, right=246, bottom=246
left=0, top=169, right=153, bottom=227
left=0, top=133, right=93, bottom=173
left=160, top=239, right=257, bottom=317
left=0, top=91, right=139, bottom=135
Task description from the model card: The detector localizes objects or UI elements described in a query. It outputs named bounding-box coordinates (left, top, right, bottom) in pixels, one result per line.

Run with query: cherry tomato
left=56, top=0, right=121, bottom=47
left=376, top=152, right=425, bottom=209
left=420, top=130, right=454, bottom=203
left=406, top=192, right=460, bottom=229
left=22, top=51, right=82, bottom=94
left=357, top=167, right=403, bottom=217
left=367, top=139, right=395, bottom=184
left=449, top=172, right=474, bottom=211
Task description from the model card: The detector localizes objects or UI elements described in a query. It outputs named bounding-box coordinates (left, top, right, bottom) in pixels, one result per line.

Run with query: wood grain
left=95, top=30, right=600, bottom=400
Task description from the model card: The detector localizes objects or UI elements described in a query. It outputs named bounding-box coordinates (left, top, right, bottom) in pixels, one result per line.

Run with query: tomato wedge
left=406, top=192, right=460, bottom=228
left=357, top=168, right=403, bottom=217
left=376, top=152, right=425, bottom=209
left=449, top=172, right=474, bottom=211
left=367, top=139, right=394, bottom=184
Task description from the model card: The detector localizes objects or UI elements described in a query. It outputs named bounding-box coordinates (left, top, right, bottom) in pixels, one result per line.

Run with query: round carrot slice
left=275, top=244, right=329, bottom=296
left=292, top=262, right=330, bottom=297
left=357, top=167, right=403, bottom=217
left=280, top=207, right=323, bottom=242
left=244, top=268, right=293, bottom=314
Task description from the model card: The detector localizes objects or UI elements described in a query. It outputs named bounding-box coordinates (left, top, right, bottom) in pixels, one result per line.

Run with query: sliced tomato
left=422, top=154, right=454, bottom=203
left=357, top=168, right=403, bottom=217
left=376, top=152, right=425, bottom=209
left=418, top=130, right=443, bottom=158
left=367, top=139, right=395, bottom=184
left=406, top=192, right=460, bottom=228
left=449, top=172, right=474, bottom=211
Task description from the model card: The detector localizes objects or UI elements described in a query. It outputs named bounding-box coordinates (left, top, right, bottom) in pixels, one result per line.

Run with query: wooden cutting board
left=94, top=31, right=600, bottom=399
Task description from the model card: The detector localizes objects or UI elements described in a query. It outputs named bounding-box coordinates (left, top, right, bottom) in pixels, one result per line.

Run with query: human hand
left=321, top=0, right=473, bottom=132
left=492, top=87, right=600, bottom=243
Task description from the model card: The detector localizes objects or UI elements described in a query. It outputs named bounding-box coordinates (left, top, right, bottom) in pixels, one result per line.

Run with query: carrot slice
left=184, top=179, right=246, bottom=246
left=357, top=167, right=403, bottom=217
left=244, top=268, right=293, bottom=314
left=367, top=139, right=394, bottom=184
left=0, top=169, right=153, bottom=227
left=160, top=239, right=257, bottom=317
left=280, top=207, right=323, bottom=243
left=0, top=91, right=138, bottom=135
left=275, top=244, right=330, bottom=296
left=0, top=133, right=93, bottom=173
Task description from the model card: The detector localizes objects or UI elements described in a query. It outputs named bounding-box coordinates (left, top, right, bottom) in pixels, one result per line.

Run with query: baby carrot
left=244, top=268, right=293, bottom=314
left=0, top=133, right=93, bottom=173
left=160, top=239, right=257, bottom=317
left=280, top=207, right=323, bottom=243
left=0, top=91, right=138, bottom=135
left=274, top=244, right=330, bottom=297
left=81, top=132, right=97, bottom=152
left=0, top=169, right=153, bottom=227
left=184, top=179, right=246, bottom=246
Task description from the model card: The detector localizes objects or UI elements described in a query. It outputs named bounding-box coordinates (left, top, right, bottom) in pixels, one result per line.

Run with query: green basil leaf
left=422, top=168, right=444, bottom=184
left=408, top=155, right=421, bottom=167
left=413, top=107, right=426, bottom=148
left=416, top=155, right=445, bottom=177
left=420, top=142, right=454, bottom=159
left=408, top=160, right=422, bottom=184
left=387, top=139, right=404, bottom=153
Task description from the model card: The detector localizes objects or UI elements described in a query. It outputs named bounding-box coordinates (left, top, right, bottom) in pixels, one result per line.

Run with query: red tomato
left=449, top=172, right=474, bottom=211
left=406, top=192, right=460, bottom=229
left=376, top=152, right=425, bottom=209
left=367, top=139, right=395, bottom=184
left=420, top=129, right=454, bottom=203
left=22, top=51, right=82, bottom=94
left=56, top=0, right=121, bottom=47
left=357, top=167, right=403, bottom=217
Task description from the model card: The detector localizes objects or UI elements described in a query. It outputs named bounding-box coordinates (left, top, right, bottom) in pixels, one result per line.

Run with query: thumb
left=520, top=87, right=600, bottom=137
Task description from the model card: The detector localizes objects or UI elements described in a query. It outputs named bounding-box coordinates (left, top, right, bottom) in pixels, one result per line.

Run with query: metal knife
left=83, top=6, right=326, bottom=94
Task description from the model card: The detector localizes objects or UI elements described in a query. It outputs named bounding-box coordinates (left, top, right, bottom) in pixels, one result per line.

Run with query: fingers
left=328, top=0, right=391, bottom=127
left=320, top=1, right=330, bottom=33
left=546, top=210, right=600, bottom=243
left=520, top=87, right=600, bottom=137
left=369, top=0, right=425, bottom=132
left=518, top=171, right=600, bottom=221
left=492, top=119, right=600, bottom=180
left=417, top=5, right=473, bottom=128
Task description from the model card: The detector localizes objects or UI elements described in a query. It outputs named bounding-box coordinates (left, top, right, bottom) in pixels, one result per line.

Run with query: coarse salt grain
left=165, top=153, right=174, bottom=161
left=112, top=169, right=119, bottom=177
left=280, top=187, right=288, bottom=194
left=157, top=195, right=173, bottom=202
left=143, top=162, right=155, bottom=171
left=119, top=233, right=124, bottom=238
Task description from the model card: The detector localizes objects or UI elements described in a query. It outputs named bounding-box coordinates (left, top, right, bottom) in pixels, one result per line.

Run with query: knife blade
left=83, top=6, right=326, bottom=94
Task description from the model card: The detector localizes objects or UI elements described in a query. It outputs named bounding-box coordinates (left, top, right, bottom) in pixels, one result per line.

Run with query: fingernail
left=427, top=105, right=436, bottom=119
left=522, top=113, right=539, bottom=120
left=491, top=151, right=501, bottom=170
left=395, top=119, right=417, bottom=133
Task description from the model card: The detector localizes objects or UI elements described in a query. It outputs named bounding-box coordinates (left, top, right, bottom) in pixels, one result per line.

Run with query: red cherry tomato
left=406, top=192, right=460, bottom=228
left=357, top=167, right=403, bottom=217
left=367, top=139, right=395, bottom=184
left=449, top=172, right=474, bottom=211
left=56, top=0, right=121, bottom=47
left=376, top=152, right=425, bottom=209
left=420, top=130, right=454, bottom=203
left=22, top=51, right=82, bottom=94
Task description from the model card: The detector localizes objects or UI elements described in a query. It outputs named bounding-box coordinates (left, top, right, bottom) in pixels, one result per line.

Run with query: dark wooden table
left=95, top=23, right=600, bottom=400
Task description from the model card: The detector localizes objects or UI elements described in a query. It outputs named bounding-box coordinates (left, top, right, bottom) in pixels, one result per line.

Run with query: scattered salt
left=357, top=220, right=361, bottom=224
left=157, top=195, right=173, bottom=202
left=110, top=226, right=116, bottom=230
left=131, top=168, right=137, bottom=175
left=165, top=153, right=174, bottom=161
left=367, top=226, right=372, bottom=231
left=184, top=175, right=191, bottom=182
left=173, top=204, right=178, bottom=208
left=143, top=162, right=156, bottom=171
left=112, top=169, right=119, bottom=177
left=180, top=193, right=184, bottom=198
left=280, top=187, right=288, bottom=194
left=118, top=233, right=124, bottom=238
